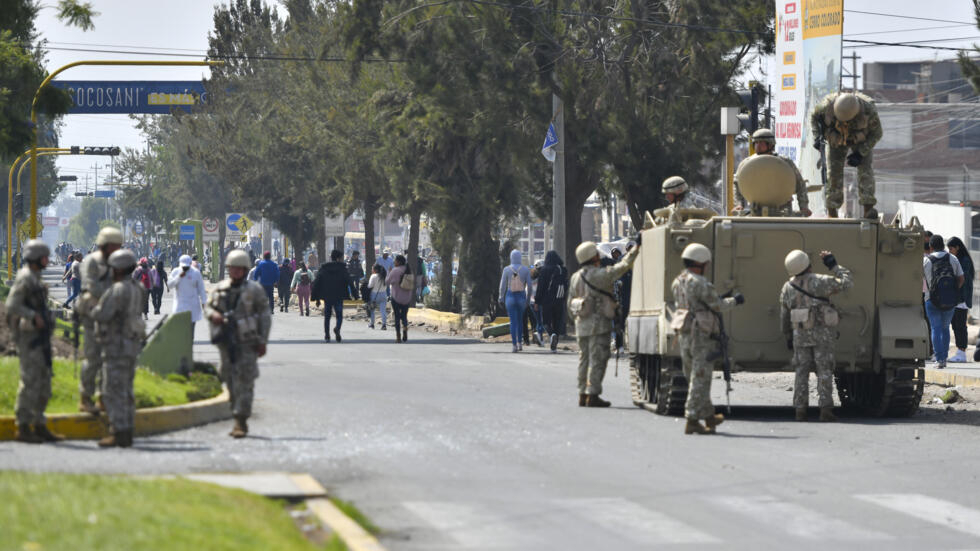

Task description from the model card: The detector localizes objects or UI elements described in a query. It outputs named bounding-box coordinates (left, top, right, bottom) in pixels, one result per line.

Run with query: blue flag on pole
left=541, top=122, right=558, bottom=162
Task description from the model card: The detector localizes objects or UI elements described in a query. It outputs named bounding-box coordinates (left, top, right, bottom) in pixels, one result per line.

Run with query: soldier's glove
left=822, top=254, right=838, bottom=269
left=787, top=338, right=794, bottom=350
left=846, top=152, right=863, bottom=167
left=812, top=138, right=823, bottom=151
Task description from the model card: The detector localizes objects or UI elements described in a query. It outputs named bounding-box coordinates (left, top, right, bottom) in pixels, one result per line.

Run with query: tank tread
left=655, top=359, right=687, bottom=416
left=629, top=354, right=654, bottom=406
left=836, top=364, right=924, bottom=417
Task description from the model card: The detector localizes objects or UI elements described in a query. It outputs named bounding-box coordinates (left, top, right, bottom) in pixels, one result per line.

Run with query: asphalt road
left=6, top=272, right=980, bottom=550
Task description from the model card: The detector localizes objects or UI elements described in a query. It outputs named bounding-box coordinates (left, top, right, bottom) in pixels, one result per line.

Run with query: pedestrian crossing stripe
left=712, top=495, right=890, bottom=541
left=857, top=494, right=980, bottom=538
left=560, top=498, right=719, bottom=544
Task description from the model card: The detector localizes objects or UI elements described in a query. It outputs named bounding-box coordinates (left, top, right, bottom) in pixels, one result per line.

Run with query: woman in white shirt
left=366, top=264, right=388, bottom=330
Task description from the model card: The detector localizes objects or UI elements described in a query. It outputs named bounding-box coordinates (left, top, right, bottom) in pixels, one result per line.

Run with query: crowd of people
left=922, top=231, right=976, bottom=368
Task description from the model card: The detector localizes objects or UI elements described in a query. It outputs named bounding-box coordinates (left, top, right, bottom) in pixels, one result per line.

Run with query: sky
left=33, top=0, right=980, bottom=199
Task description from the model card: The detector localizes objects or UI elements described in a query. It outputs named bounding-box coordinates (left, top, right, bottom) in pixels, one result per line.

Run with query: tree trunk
left=431, top=223, right=457, bottom=312
left=315, top=212, right=326, bottom=268
left=363, top=196, right=377, bottom=271
left=460, top=213, right=498, bottom=316
left=407, top=204, right=421, bottom=277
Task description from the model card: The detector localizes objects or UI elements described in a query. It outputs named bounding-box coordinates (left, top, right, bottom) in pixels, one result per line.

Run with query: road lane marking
left=403, top=501, right=543, bottom=548
left=713, top=495, right=891, bottom=541
left=560, top=498, right=720, bottom=544
left=857, top=494, right=980, bottom=538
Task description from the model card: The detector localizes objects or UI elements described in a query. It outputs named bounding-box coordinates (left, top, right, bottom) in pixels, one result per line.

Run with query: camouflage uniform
left=671, top=270, right=737, bottom=420
left=811, top=92, right=882, bottom=210
left=734, top=153, right=809, bottom=216
left=779, top=264, right=853, bottom=408
left=206, top=279, right=272, bottom=418
left=5, top=267, right=52, bottom=427
left=91, top=278, right=146, bottom=432
left=568, top=247, right=639, bottom=395
left=654, top=195, right=696, bottom=225
left=76, top=250, right=114, bottom=399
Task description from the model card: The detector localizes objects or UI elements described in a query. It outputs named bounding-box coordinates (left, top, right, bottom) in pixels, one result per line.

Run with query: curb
left=301, top=476, right=387, bottom=551
left=924, top=369, right=980, bottom=388
left=0, top=389, right=231, bottom=440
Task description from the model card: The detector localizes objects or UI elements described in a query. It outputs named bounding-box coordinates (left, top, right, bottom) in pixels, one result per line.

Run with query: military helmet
left=662, top=176, right=688, bottom=195
left=784, top=249, right=811, bottom=276
left=833, top=93, right=860, bottom=122
left=95, top=226, right=124, bottom=246
left=751, top=128, right=776, bottom=144
left=681, top=243, right=711, bottom=264
left=225, top=249, right=251, bottom=268
left=108, top=249, right=137, bottom=269
left=575, top=241, right=599, bottom=263
left=22, top=239, right=50, bottom=262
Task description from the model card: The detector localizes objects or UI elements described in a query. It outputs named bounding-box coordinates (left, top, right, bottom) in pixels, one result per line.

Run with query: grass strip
left=329, top=497, right=381, bottom=536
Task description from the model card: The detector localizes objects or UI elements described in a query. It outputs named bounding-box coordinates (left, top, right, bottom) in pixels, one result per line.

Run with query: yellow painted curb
left=306, top=497, right=387, bottom=551
left=0, top=389, right=231, bottom=440
left=924, top=369, right=980, bottom=388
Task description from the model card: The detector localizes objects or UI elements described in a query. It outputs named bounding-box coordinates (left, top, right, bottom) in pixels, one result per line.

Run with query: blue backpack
left=929, top=254, right=959, bottom=311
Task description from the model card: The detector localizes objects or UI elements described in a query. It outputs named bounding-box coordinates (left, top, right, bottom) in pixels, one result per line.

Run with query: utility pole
left=843, top=52, right=861, bottom=91
left=552, top=94, right=566, bottom=263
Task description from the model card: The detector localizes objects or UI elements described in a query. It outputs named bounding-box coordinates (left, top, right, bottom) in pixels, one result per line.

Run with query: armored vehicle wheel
left=654, top=357, right=687, bottom=416
left=835, top=364, right=924, bottom=417
left=629, top=354, right=658, bottom=406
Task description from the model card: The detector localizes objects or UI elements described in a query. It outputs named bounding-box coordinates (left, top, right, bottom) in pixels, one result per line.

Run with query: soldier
left=568, top=239, right=640, bottom=407
left=75, top=226, right=124, bottom=414
left=91, top=249, right=146, bottom=448
left=207, top=249, right=272, bottom=438
left=671, top=243, right=743, bottom=435
left=656, top=176, right=692, bottom=225
left=810, top=92, right=882, bottom=219
left=780, top=249, right=853, bottom=422
left=735, top=129, right=812, bottom=217
left=6, top=240, right=64, bottom=443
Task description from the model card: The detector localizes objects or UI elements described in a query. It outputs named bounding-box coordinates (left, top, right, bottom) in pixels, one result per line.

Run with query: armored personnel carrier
left=627, top=155, right=927, bottom=417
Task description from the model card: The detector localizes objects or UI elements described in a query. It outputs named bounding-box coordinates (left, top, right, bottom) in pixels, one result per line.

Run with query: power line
left=844, top=24, right=977, bottom=37
left=32, top=45, right=404, bottom=63
left=844, top=10, right=977, bottom=26
left=843, top=39, right=975, bottom=52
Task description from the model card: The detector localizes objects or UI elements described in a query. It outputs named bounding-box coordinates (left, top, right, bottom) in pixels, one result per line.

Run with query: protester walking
left=254, top=251, right=280, bottom=314
left=946, top=236, right=974, bottom=363
left=498, top=249, right=531, bottom=352
left=132, top=257, right=153, bottom=320
left=168, top=254, right=208, bottom=340
left=533, top=250, right=568, bottom=353
left=386, top=255, right=413, bottom=343
left=366, top=264, right=388, bottom=330
left=150, top=259, right=168, bottom=315
left=924, top=234, right=965, bottom=368
left=291, top=262, right=313, bottom=316
left=61, top=252, right=82, bottom=309
left=347, top=250, right=365, bottom=300
left=311, top=250, right=354, bottom=342
left=277, top=260, right=294, bottom=313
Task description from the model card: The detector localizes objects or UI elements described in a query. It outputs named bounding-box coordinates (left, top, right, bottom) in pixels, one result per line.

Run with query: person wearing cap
left=810, top=91, right=882, bottom=219
left=780, top=249, right=852, bottom=422
left=568, top=238, right=640, bottom=407
left=657, top=176, right=693, bottom=225
left=76, top=226, right=124, bottom=414
left=168, top=253, right=208, bottom=339
left=91, top=249, right=147, bottom=448
left=207, top=249, right=272, bottom=438
left=671, top=243, right=744, bottom=435
left=734, top=128, right=811, bottom=217
left=254, top=251, right=281, bottom=314
left=6, top=239, right=64, bottom=443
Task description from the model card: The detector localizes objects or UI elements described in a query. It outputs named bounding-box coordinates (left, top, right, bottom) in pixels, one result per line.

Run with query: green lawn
left=0, top=358, right=222, bottom=415
left=0, top=471, right=325, bottom=550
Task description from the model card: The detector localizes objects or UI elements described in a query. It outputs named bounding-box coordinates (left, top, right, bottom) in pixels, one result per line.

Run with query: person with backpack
left=498, top=250, right=532, bottom=353
left=385, top=255, right=414, bottom=343
left=150, top=259, right=168, bottom=315
left=132, top=257, right=153, bottom=320
left=924, top=234, right=965, bottom=369
left=291, top=262, right=313, bottom=316
left=945, top=237, right=974, bottom=363
left=366, top=264, right=388, bottom=330
left=534, top=251, right=569, bottom=353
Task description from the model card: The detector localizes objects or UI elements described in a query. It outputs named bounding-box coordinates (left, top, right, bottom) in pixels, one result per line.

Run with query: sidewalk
left=924, top=359, right=980, bottom=387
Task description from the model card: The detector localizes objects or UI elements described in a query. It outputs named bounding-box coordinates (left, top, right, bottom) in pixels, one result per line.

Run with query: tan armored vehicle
left=627, top=155, right=927, bottom=417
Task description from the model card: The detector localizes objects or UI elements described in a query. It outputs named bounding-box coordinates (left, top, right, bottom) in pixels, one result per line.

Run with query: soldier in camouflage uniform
left=734, top=129, right=812, bottom=217
left=91, top=249, right=146, bottom=448
left=75, top=227, right=124, bottom=414
left=780, top=249, right=853, bottom=422
left=654, top=176, right=695, bottom=225
left=810, top=92, right=882, bottom=219
left=6, top=240, right=64, bottom=443
left=207, top=249, right=272, bottom=438
left=671, top=243, right=743, bottom=435
left=568, top=239, right=640, bottom=407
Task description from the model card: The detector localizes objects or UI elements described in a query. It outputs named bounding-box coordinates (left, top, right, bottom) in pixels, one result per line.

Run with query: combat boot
left=704, top=413, right=724, bottom=433
left=819, top=407, right=838, bottom=422
left=79, top=395, right=100, bottom=415
left=98, top=432, right=119, bottom=448
left=684, top=419, right=710, bottom=435
left=795, top=407, right=808, bottom=422
left=16, top=424, right=42, bottom=444
left=115, top=430, right=133, bottom=448
left=34, top=424, right=65, bottom=442
left=230, top=416, right=248, bottom=438
left=579, top=394, right=587, bottom=407
left=827, top=207, right=838, bottom=218
left=585, top=395, right=611, bottom=408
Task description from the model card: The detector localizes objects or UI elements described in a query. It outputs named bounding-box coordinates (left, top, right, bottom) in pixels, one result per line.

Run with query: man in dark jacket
left=533, top=250, right=569, bottom=352
left=277, top=260, right=294, bottom=313
left=347, top=251, right=365, bottom=300
left=255, top=251, right=280, bottom=314
left=312, top=250, right=354, bottom=342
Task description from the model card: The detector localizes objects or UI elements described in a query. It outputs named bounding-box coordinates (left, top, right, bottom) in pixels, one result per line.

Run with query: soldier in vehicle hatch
left=734, top=128, right=811, bottom=217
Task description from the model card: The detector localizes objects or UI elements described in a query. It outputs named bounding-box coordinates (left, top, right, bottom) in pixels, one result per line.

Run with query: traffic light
left=70, top=146, right=80, bottom=154
left=58, top=175, right=77, bottom=181
left=736, top=84, right=766, bottom=135
left=83, top=146, right=121, bottom=156
left=13, top=193, right=24, bottom=219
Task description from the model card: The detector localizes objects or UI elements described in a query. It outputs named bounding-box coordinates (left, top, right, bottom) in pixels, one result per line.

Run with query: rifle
left=209, top=290, right=240, bottom=364
left=707, top=311, right=733, bottom=415
left=72, top=310, right=80, bottom=381
left=30, top=291, right=53, bottom=375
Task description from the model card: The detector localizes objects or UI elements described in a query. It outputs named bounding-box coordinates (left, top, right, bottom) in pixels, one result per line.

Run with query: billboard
left=774, top=0, right=843, bottom=214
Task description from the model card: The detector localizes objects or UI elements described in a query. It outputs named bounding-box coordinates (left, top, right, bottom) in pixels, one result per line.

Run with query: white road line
left=402, top=501, right=542, bottom=548
left=857, top=494, right=980, bottom=538
left=713, top=495, right=891, bottom=541
left=560, top=497, right=720, bottom=545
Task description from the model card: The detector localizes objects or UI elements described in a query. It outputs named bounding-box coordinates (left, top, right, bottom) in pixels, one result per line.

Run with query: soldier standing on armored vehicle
left=91, top=249, right=146, bottom=448
left=207, top=249, right=272, bottom=438
left=76, top=227, right=124, bottom=414
left=735, top=129, right=811, bottom=217
left=6, top=240, right=64, bottom=443
left=671, top=243, right=743, bottom=434
left=656, top=176, right=693, bottom=225
left=810, top=92, right=882, bottom=219
left=780, top=249, right=853, bottom=422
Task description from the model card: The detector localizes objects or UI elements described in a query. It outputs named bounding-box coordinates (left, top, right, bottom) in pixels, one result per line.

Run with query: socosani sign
left=49, top=81, right=208, bottom=114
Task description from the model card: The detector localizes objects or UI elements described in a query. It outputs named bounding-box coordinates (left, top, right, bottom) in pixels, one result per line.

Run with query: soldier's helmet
left=833, top=93, right=860, bottom=122
left=225, top=249, right=251, bottom=268
left=95, top=226, right=124, bottom=246
left=662, top=176, right=688, bottom=195
left=108, top=249, right=137, bottom=269
left=681, top=243, right=711, bottom=264
left=784, top=249, right=811, bottom=276
left=22, top=239, right=50, bottom=262
left=575, top=241, right=599, bottom=264
left=751, top=128, right=776, bottom=146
